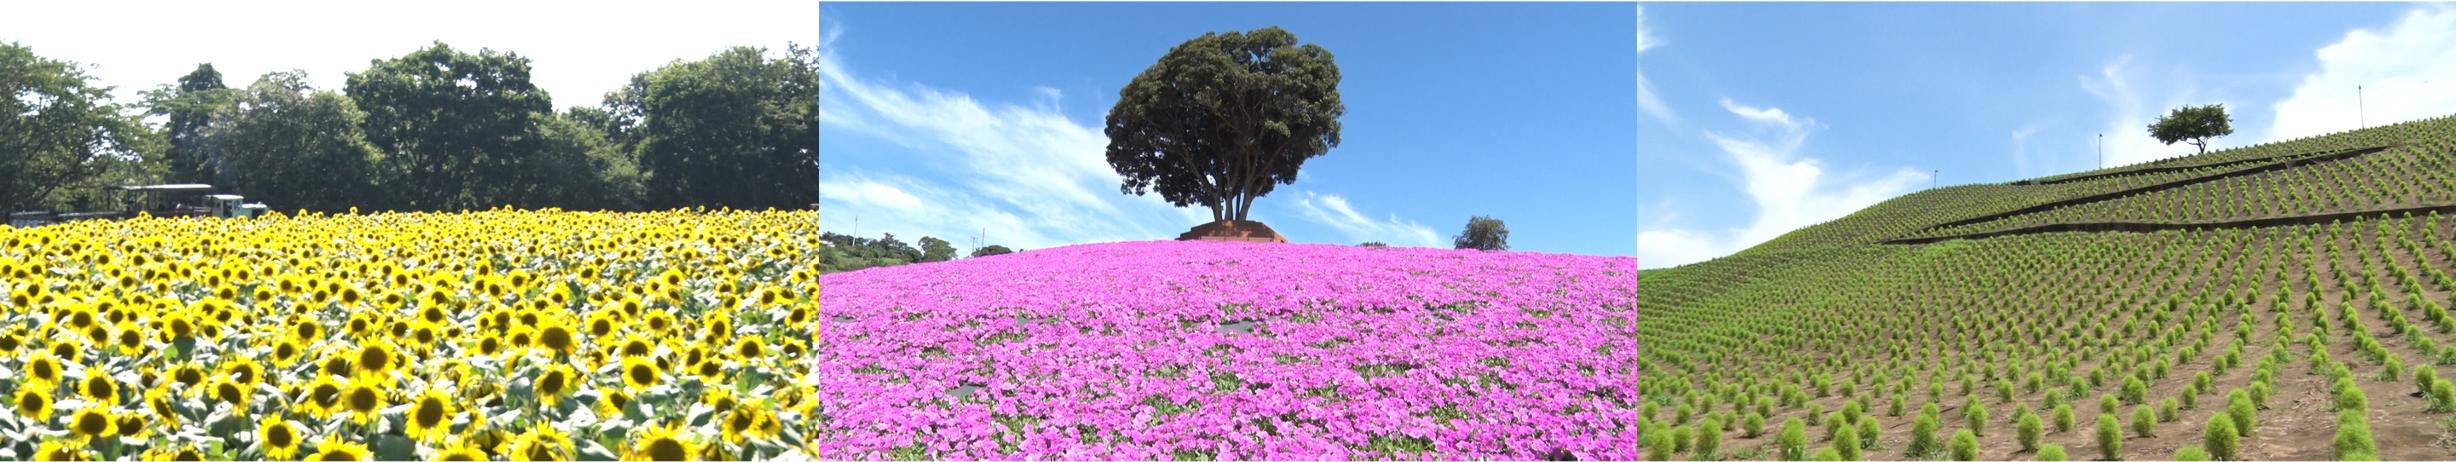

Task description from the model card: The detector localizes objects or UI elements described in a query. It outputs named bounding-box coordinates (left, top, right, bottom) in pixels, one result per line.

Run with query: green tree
left=1455, top=215, right=1509, bottom=251
left=345, top=41, right=552, bottom=211
left=139, top=63, right=232, bottom=184
left=970, top=245, right=1014, bottom=258
left=198, top=70, right=383, bottom=213
left=2147, top=104, right=2234, bottom=154
left=634, top=45, right=818, bottom=211
left=1104, top=26, right=1345, bottom=223
left=0, top=42, right=160, bottom=212
left=918, top=236, right=955, bottom=263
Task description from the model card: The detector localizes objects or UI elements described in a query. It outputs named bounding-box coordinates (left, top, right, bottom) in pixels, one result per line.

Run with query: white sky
left=3, top=0, right=818, bottom=110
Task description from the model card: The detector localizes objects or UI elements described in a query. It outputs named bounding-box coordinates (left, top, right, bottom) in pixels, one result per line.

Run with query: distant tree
left=1454, top=215, right=1510, bottom=251
left=2148, top=104, right=2234, bottom=154
left=0, top=42, right=161, bottom=212
left=1359, top=241, right=1387, bottom=247
left=199, top=70, right=383, bottom=213
left=918, top=236, right=955, bottom=262
left=140, top=63, right=232, bottom=184
left=634, top=45, right=818, bottom=211
left=970, top=245, right=1014, bottom=258
left=346, top=41, right=552, bottom=211
left=1104, top=26, right=1345, bottom=222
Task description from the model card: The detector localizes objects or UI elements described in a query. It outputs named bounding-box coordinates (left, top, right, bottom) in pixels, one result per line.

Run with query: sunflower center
left=348, top=388, right=381, bottom=412
left=628, top=364, right=656, bottom=386
left=540, top=372, right=568, bottom=395
left=415, top=399, right=447, bottom=427
left=646, top=438, right=688, bottom=461
left=76, top=411, right=110, bottom=434
left=314, top=450, right=356, bottom=461
left=216, top=382, right=245, bottom=404
left=267, top=423, right=295, bottom=447
left=541, top=327, right=573, bottom=351
left=358, top=347, right=391, bottom=372
left=85, top=376, right=114, bottom=399
left=312, top=384, right=342, bottom=407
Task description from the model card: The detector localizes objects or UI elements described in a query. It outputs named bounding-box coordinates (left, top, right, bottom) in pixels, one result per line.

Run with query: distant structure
left=1177, top=220, right=1288, bottom=243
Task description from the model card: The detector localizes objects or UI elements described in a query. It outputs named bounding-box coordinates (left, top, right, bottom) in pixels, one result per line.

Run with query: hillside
left=1637, top=114, right=2456, bottom=460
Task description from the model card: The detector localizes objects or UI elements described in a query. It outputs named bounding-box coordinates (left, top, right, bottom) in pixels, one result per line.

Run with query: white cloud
left=1289, top=191, right=1444, bottom=248
left=2079, top=58, right=2213, bottom=167
left=2269, top=4, right=2456, bottom=142
left=1634, top=6, right=1677, bottom=127
left=818, top=25, right=1286, bottom=254
left=1635, top=101, right=1928, bottom=268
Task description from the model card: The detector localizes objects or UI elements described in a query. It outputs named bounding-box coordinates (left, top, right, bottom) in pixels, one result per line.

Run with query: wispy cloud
left=2079, top=57, right=2220, bottom=167
left=1289, top=191, right=1444, bottom=248
left=1635, top=100, right=1928, bottom=268
left=1634, top=6, right=1677, bottom=127
left=2268, top=4, right=2456, bottom=142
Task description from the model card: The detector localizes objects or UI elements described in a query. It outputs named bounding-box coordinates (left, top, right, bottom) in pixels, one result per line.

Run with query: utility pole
left=1933, top=170, right=1939, bottom=190
left=2098, top=134, right=2103, bottom=170
left=2358, top=85, right=2366, bottom=129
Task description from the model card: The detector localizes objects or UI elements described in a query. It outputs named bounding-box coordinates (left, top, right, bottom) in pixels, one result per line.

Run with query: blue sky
left=817, top=2, right=1642, bottom=257
left=825, top=3, right=2456, bottom=265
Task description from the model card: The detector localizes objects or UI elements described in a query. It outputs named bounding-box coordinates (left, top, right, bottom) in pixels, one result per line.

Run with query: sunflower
left=718, top=406, right=766, bottom=445
left=67, top=405, right=116, bottom=444
left=701, top=387, right=738, bottom=415
left=169, top=361, right=208, bottom=391
left=693, top=356, right=726, bottom=382
left=146, top=386, right=181, bottom=427
left=139, top=445, right=206, bottom=461
left=616, top=334, right=654, bottom=358
left=732, top=336, right=765, bottom=361
left=80, top=370, right=121, bottom=406
left=112, top=320, right=148, bottom=354
left=405, top=387, right=456, bottom=441
left=15, top=387, right=54, bottom=420
left=210, top=375, right=251, bottom=408
left=221, top=355, right=265, bottom=387
left=598, top=389, right=635, bottom=417
left=351, top=339, right=399, bottom=377
left=271, top=339, right=306, bottom=367
left=433, top=436, right=490, bottom=461
left=535, top=365, right=576, bottom=407
left=259, top=416, right=304, bottom=460
left=23, top=350, right=64, bottom=389
left=307, top=433, right=371, bottom=461
left=621, top=356, right=661, bottom=391
left=536, top=317, right=579, bottom=356
left=341, top=379, right=388, bottom=425
left=114, top=410, right=149, bottom=439
left=504, top=423, right=571, bottom=462
left=299, top=375, right=346, bottom=418
left=292, top=317, right=324, bottom=344
left=624, top=422, right=696, bottom=461
left=31, top=441, right=82, bottom=461
left=507, top=325, right=540, bottom=351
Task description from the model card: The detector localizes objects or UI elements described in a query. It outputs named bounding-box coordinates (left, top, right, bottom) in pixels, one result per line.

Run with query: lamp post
left=2359, top=85, right=2366, bottom=129
left=2098, top=134, right=2103, bottom=170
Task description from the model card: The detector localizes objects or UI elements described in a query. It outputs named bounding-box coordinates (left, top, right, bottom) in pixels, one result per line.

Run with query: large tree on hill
left=197, top=70, right=384, bottom=213
left=633, top=45, right=819, bottom=211
left=140, top=64, right=232, bottom=184
left=2148, top=104, right=2234, bottom=154
left=1104, top=26, right=1345, bottom=222
left=1454, top=215, right=1509, bottom=251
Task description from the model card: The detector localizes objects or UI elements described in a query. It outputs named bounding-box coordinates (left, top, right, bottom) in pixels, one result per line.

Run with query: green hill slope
left=1635, top=114, right=2456, bottom=460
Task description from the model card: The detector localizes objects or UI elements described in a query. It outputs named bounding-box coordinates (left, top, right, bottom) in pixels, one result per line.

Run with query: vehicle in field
left=5, top=184, right=268, bottom=226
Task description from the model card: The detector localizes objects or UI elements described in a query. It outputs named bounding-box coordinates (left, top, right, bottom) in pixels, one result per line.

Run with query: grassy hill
left=1637, top=114, right=2456, bottom=460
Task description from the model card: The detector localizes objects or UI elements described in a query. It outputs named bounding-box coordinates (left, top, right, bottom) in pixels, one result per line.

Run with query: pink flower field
left=807, top=240, right=1648, bottom=460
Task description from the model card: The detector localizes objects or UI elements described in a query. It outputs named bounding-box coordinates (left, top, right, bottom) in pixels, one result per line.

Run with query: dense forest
left=2, top=40, right=817, bottom=214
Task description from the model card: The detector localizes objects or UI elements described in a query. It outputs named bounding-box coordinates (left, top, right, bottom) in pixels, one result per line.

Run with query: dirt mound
left=1177, top=220, right=1288, bottom=243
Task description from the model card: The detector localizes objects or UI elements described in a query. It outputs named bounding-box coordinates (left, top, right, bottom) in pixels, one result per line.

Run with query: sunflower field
left=0, top=209, right=820, bottom=461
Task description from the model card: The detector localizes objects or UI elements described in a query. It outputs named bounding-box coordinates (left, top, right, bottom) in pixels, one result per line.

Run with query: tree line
left=2, top=40, right=817, bottom=214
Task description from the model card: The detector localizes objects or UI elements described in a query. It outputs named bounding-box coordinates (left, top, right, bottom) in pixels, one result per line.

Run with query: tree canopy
left=1104, top=26, right=1345, bottom=223
left=1, top=42, right=159, bottom=213
left=1455, top=216, right=1509, bottom=251
left=199, top=70, right=383, bottom=213
left=345, top=41, right=554, bottom=211
left=140, top=63, right=231, bottom=185
left=633, top=45, right=819, bottom=211
left=2148, top=104, right=2234, bottom=154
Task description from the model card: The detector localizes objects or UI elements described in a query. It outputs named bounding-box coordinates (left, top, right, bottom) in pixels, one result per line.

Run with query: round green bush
left=1857, top=417, right=1880, bottom=447
left=1744, top=412, right=1766, bottom=438
left=1647, top=427, right=1676, bottom=461
left=2051, top=403, right=2075, bottom=433
left=1809, top=447, right=1842, bottom=461
left=2432, top=381, right=2456, bottom=412
left=1696, top=415, right=1722, bottom=457
left=2173, top=445, right=2211, bottom=462
left=1890, top=394, right=1906, bottom=417
left=2227, top=389, right=2257, bottom=437
left=2121, top=376, right=2148, bottom=404
left=1824, top=412, right=1846, bottom=442
left=1671, top=425, right=1693, bottom=453
left=2023, top=444, right=2063, bottom=462
left=1909, top=413, right=1940, bottom=457
left=2203, top=413, right=2239, bottom=461
left=2130, top=405, right=2156, bottom=438
left=1966, top=401, right=1989, bottom=436
left=2095, top=414, right=2123, bottom=461
left=2417, top=366, right=2440, bottom=398
left=1949, top=428, right=1979, bottom=461
left=1808, top=403, right=1825, bottom=424
left=2159, top=397, right=2178, bottom=423
left=1835, top=424, right=1861, bottom=461
left=2099, top=393, right=2119, bottom=414
left=1778, top=417, right=1809, bottom=460
left=2334, top=409, right=2376, bottom=461
left=2336, top=378, right=2369, bottom=412
left=2016, top=411, right=2043, bottom=453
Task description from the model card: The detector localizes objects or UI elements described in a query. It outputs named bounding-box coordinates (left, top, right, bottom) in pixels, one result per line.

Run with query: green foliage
left=2096, top=414, right=2123, bottom=461
left=918, top=237, right=956, bottom=263
left=1696, top=415, right=1722, bottom=458
left=2158, top=397, right=2179, bottom=423
left=2432, top=381, right=2456, bottom=412
left=2227, top=389, right=2257, bottom=437
left=969, top=244, right=1015, bottom=258
left=2035, top=443, right=2067, bottom=462
left=2016, top=411, right=2043, bottom=453
left=138, top=63, right=232, bottom=185
left=1809, top=447, right=1841, bottom=461
left=1358, top=241, right=1387, bottom=247
left=1777, top=417, right=1809, bottom=460
left=2173, top=445, right=2211, bottom=462
left=1965, top=400, right=1988, bottom=436
left=2335, top=377, right=2369, bottom=412
left=1823, top=412, right=1845, bottom=442
left=1648, top=428, right=1675, bottom=461
left=2129, top=405, right=2155, bottom=438
left=2119, top=375, right=2148, bottom=405
left=1455, top=215, right=1510, bottom=251
left=345, top=41, right=553, bottom=211
left=2051, top=403, right=2075, bottom=433
left=632, top=45, right=819, bottom=211
left=1834, top=424, right=1861, bottom=461
left=2334, top=409, right=2375, bottom=461
left=2099, top=393, right=2118, bottom=415
left=1948, top=428, right=1979, bottom=461
left=197, top=70, right=385, bottom=213
left=2147, top=104, right=2235, bottom=154
left=1743, top=412, right=1765, bottom=438
left=2203, top=413, right=2239, bottom=461
left=1105, top=26, right=1344, bottom=222
left=1671, top=425, right=1693, bottom=453
left=0, top=41, right=162, bottom=212
left=1908, top=413, right=1940, bottom=457
left=1856, top=416, right=1880, bottom=448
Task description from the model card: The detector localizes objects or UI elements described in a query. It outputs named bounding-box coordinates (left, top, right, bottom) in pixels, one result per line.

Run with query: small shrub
left=1824, top=413, right=1846, bottom=442
left=1672, top=425, right=1694, bottom=453
left=1835, top=425, right=1861, bottom=461
left=1744, top=412, right=1766, bottom=438
left=2203, top=413, right=2239, bottom=461
left=2051, top=403, right=2075, bottom=433
left=2173, top=445, right=2211, bottom=461
left=1808, top=403, right=1825, bottom=424
left=2248, top=381, right=2273, bottom=409
left=2016, top=412, right=2043, bottom=453
left=2432, top=381, right=2456, bottom=412
left=2334, top=409, right=2376, bottom=461
left=2227, top=389, right=2257, bottom=437
left=1809, top=447, right=1841, bottom=461
left=1648, top=428, right=1675, bottom=461
left=2130, top=405, right=2156, bottom=438
left=2096, top=414, right=2123, bottom=461
left=2336, top=378, right=2369, bottom=412
left=1909, top=413, right=1940, bottom=457
left=2418, top=366, right=2440, bottom=398
left=1697, top=416, right=1722, bottom=458
left=2120, top=376, right=2148, bottom=405
left=2035, top=443, right=2067, bottom=462
left=1778, top=417, right=1809, bottom=460
left=1857, top=416, right=1880, bottom=448
left=2158, top=397, right=2178, bottom=423
left=1948, top=429, right=1979, bottom=461
left=1889, top=394, right=1906, bottom=417
left=2099, top=393, right=2119, bottom=414
left=1842, top=401, right=1863, bottom=425
left=1966, top=401, right=1989, bottom=436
